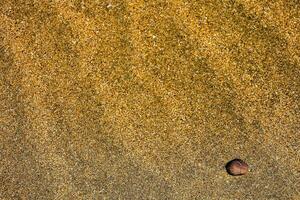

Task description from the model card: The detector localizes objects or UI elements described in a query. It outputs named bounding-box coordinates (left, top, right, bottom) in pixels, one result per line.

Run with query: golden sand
left=0, top=0, right=299, bottom=199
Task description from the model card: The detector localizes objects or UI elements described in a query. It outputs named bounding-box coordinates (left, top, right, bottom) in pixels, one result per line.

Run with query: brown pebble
left=225, top=159, right=249, bottom=176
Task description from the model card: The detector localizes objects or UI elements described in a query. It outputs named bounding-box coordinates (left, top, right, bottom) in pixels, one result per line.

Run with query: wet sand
left=0, top=0, right=299, bottom=199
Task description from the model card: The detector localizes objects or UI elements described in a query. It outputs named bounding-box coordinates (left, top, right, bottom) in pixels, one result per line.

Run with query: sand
left=0, top=0, right=299, bottom=199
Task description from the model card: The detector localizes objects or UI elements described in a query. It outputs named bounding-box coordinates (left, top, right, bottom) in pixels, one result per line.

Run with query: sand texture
left=0, top=0, right=299, bottom=199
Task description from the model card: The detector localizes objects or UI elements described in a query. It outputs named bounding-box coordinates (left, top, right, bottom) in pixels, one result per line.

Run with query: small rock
left=225, top=158, right=249, bottom=176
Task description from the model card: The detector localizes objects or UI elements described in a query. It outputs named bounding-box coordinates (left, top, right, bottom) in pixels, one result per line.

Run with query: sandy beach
left=0, top=0, right=299, bottom=199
